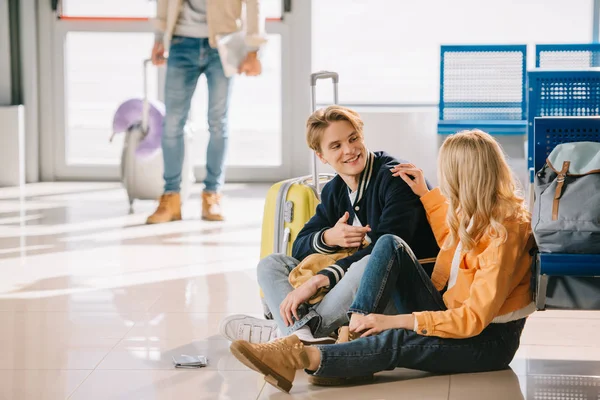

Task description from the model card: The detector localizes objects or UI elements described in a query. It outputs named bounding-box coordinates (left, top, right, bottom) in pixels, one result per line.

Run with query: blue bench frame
left=527, top=69, right=600, bottom=183
left=532, top=116, right=600, bottom=310
left=536, top=43, right=600, bottom=68
left=438, top=45, right=527, bottom=136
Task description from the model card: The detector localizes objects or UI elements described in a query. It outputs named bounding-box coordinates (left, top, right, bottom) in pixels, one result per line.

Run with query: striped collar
left=350, top=151, right=375, bottom=207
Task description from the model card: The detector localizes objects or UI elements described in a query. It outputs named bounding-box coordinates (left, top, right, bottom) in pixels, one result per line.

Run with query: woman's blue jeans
left=313, top=234, right=526, bottom=378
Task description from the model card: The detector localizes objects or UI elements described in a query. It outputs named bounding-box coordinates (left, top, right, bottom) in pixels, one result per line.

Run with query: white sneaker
left=219, top=314, right=278, bottom=343
left=292, top=326, right=336, bottom=345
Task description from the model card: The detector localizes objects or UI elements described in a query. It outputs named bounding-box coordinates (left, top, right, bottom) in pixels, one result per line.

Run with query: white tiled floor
left=0, top=182, right=598, bottom=400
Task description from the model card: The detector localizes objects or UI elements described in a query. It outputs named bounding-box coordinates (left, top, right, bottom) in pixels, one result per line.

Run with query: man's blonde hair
left=438, top=130, right=530, bottom=251
left=306, top=106, right=364, bottom=152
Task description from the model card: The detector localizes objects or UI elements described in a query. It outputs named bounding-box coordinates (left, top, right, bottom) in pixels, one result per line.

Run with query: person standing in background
left=147, top=0, right=267, bottom=224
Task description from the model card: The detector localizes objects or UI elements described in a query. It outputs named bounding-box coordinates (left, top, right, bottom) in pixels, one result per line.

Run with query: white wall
left=0, top=105, right=25, bottom=187
left=312, top=109, right=529, bottom=191
left=20, top=1, right=40, bottom=183
left=362, top=108, right=440, bottom=186
left=0, top=0, right=12, bottom=105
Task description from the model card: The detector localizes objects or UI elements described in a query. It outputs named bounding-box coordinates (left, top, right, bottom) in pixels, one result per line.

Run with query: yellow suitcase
left=259, top=72, right=339, bottom=316
left=260, top=175, right=333, bottom=259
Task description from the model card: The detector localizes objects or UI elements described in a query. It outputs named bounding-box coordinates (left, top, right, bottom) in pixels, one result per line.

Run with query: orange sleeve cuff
left=419, top=188, right=445, bottom=211
left=413, top=311, right=434, bottom=336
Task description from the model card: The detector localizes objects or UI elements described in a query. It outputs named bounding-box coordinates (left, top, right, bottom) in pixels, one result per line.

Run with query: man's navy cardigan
left=292, top=151, right=439, bottom=289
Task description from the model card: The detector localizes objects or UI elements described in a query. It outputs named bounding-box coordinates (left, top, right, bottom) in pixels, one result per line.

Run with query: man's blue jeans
left=313, top=234, right=526, bottom=377
left=163, top=36, right=233, bottom=193
left=257, top=254, right=378, bottom=338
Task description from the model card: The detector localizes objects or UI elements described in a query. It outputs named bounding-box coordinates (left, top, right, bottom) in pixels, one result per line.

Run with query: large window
left=312, top=0, right=594, bottom=105
left=189, top=34, right=283, bottom=167
left=65, top=32, right=157, bottom=165
left=61, top=0, right=282, bottom=20
left=64, top=33, right=282, bottom=167
left=61, top=0, right=155, bottom=18
left=48, top=0, right=297, bottom=181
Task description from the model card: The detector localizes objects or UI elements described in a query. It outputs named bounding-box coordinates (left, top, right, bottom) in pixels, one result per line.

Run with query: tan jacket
left=413, top=188, right=535, bottom=339
left=288, top=250, right=356, bottom=305
left=153, top=0, right=267, bottom=49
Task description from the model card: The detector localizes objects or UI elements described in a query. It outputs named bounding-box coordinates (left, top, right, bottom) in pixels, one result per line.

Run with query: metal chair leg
left=536, top=273, right=549, bottom=311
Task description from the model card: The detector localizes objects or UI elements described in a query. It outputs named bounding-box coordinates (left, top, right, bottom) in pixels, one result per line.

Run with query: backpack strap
left=553, top=161, right=571, bottom=221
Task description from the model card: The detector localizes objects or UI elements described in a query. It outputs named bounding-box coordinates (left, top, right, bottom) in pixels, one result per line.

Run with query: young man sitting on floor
left=219, top=106, right=439, bottom=347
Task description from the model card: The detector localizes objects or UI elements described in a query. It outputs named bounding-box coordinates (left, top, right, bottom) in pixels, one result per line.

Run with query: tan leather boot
left=308, top=326, right=375, bottom=386
left=201, top=191, right=224, bottom=221
left=146, top=193, right=182, bottom=224
left=336, top=326, right=361, bottom=343
left=230, top=335, right=309, bottom=393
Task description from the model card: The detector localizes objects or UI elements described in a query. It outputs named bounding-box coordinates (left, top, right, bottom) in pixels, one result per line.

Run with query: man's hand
left=323, top=212, right=371, bottom=248
left=151, top=41, right=166, bottom=66
left=238, top=52, right=262, bottom=76
left=279, top=275, right=329, bottom=327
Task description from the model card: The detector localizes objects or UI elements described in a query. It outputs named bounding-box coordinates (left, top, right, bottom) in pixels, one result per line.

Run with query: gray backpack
left=532, top=141, right=600, bottom=253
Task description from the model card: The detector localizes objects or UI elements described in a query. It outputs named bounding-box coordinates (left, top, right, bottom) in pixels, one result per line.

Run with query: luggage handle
left=310, top=71, right=339, bottom=111
left=310, top=71, right=339, bottom=86
left=309, top=71, right=339, bottom=196
left=141, top=59, right=153, bottom=134
left=109, top=59, right=155, bottom=143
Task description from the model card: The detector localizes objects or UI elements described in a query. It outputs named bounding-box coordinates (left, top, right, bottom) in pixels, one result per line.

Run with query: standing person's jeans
left=312, top=234, right=526, bottom=378
left=163, top=36, right=233, bottom=193
left=257, top=253, right=397, bottom=338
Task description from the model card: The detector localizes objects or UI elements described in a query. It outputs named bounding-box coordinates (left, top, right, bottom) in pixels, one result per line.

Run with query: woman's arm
left=349, top=313, right=414, bottom=337
left=413, top=226, right=529, bottom=338
left=419, top=189, right=451, bottom=249
left=391, top=164, right=450, bottom=248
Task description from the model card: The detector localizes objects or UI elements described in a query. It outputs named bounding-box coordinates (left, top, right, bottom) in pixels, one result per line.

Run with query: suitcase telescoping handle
left=142, top=59, right=152, bottom=133
left=310, top=71, right=339, bottom=195
left=142, top=59, right=154, bottom=134
left=109, top=59, right=154, bottom=143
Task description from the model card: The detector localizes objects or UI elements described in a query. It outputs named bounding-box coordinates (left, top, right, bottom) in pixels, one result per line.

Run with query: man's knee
left=257, top=253, right=293, bottom=284
left=163, top=119, right=188, bottom=143
left=343, top=255, right=370, bottom=280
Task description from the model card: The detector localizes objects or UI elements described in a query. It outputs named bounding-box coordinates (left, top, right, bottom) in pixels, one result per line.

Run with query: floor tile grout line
left=65, top=370, right=95, bottom=400
left=144, top=293, right=165, bottom=314
left=447, top=375, right=452, bottom=400
left=65, top=296, right=191, bottom=399
left=255, top=378, right=267, bottom=400
left=66, top=313, right=141, bottom=400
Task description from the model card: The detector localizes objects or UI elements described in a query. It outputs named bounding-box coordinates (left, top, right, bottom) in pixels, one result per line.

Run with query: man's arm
left=150, top=0, right=168, bottom=65
left=291, top=186, right=338, bottom=261
left=152, top=0, right=168, bottom=39
left=239, top=0, right=268, bottom=75
left=317, top=172, right=426, bottom=289
left=244, top=0, right=268, bottom=48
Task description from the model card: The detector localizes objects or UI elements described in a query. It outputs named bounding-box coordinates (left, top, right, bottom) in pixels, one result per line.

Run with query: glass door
left=43, top=0, right=302, bottom=183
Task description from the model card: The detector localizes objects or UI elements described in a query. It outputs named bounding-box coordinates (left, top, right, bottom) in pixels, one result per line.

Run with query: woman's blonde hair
left=438, top=129, right=530, bottom=251
left=306, top=106, right=364, bottom=152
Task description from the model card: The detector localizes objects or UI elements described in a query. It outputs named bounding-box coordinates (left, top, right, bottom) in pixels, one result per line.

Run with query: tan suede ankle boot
left=230, top=335, right=309, bottom=393
left=146, top=193, right=182, bottom=224
left=201, top=191, right=224, bottom=221
left=308, top=326, right=374, bottom=386
left=336, top=326, right=361, bottom=343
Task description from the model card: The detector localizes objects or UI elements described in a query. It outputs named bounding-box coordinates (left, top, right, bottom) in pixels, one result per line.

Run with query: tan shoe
left=230, top=335, right=309, bottom=393
left=146, top=193, right=182, bottom=224
left=202, top=191, right=224, bottom=221
left=308, top=326, right=375, bottom=386
left=336, top=326, right=362, bottom=343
